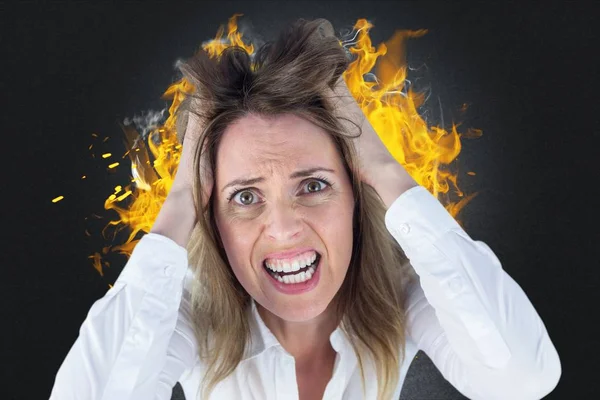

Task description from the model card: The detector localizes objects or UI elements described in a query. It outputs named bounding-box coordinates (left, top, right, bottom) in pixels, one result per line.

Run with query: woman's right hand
left=171, top=112, right=213, bottom=202
left=150, top=111, right=213, bottom=248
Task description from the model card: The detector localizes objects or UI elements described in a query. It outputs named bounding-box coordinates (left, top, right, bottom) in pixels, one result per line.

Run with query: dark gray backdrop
left=2, top=1, right=597, bottom=399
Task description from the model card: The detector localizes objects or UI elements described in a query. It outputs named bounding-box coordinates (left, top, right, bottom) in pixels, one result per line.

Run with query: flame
left=89, top=15, right=481, bottom=275
left=343, top=19, right=481, bottom=209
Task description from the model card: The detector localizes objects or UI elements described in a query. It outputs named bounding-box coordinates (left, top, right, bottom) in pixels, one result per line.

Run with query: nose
left=264, top=201, right=303, bottom=242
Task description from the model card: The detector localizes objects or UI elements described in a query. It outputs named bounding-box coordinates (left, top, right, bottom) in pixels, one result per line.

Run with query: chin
left=262, top=296, right=332, bottom=323
left=282, top=301, right=329, bottom=322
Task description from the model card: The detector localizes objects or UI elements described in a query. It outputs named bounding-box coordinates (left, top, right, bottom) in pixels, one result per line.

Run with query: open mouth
left=263, top=252, right=321, bottom=284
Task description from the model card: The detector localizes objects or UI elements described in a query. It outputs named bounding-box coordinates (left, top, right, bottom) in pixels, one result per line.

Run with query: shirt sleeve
left=385, top=185, right=562, bottom=400
left=49, top=233, right=198, bottom=400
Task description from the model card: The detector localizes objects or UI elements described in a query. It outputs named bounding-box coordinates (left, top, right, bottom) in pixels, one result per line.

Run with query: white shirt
left=49, top=185, right=561, bottom=399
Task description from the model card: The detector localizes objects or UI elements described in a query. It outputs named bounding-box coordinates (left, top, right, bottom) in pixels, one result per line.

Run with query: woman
left=50, top=19, right=561, bottom=400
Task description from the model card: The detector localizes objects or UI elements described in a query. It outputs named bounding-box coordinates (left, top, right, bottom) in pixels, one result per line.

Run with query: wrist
left=367, top=162, right=418, bottom=209
left=150, top=188, right=196, bottom=248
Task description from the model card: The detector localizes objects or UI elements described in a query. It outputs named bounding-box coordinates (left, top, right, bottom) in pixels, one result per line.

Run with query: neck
left=256, top=302, right=339, bottom=366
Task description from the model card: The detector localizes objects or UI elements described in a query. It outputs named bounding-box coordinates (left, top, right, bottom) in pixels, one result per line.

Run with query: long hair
left=175, top=18, right=417, bottom=400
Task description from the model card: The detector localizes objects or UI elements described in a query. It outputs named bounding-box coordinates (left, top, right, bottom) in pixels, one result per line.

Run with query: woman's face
left=214, top=113, right=355, bottom=322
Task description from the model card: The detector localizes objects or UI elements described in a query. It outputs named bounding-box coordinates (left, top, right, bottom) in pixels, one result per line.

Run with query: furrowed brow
left=221, top=167, right=335, bottom=193
left=222, top=177, right=264, bottom=192
left=289, top=167, right=335, bottom=179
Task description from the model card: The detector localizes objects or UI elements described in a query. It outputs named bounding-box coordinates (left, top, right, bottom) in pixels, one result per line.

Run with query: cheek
left=215, top=212, right=258, bottom=273
left=216, top=194, right=354, bottom=269
left=306, top=199, right=354, bottom=259
left=217, top=227, right=260, bottom=292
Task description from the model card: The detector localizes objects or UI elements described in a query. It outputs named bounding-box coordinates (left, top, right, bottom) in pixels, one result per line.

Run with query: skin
left=214, top=113, right=355, bottom=372
left=151, top=78, right=419, bottom=398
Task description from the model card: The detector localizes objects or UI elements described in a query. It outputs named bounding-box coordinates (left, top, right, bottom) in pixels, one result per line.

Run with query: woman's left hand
left=331, top=76, right=419, bottom=207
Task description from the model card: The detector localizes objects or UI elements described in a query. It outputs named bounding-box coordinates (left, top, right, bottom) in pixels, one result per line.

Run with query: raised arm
left=50, top=112, right=208, bottom=399
left=50, top=234, right=196, bottom=400
left=385, top=185, right=561, bottom=400
left=330, top=71, right=561, bottom=397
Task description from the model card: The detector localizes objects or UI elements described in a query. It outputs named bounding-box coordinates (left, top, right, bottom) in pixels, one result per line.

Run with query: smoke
left=122, top=109, right=167, bottom=140
left=237, top=18, right=266, bottom=57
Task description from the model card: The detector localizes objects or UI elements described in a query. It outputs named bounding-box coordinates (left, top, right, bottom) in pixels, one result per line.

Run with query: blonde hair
left=176, top=18, right=417, bottom=399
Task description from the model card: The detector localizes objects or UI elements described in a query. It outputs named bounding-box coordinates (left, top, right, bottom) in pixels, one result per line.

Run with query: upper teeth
left=265, top=251, right=317, bottom=273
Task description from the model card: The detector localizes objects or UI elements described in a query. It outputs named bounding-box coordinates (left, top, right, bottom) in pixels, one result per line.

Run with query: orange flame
left=90, top=15, right=481, bottom=275
left=343, top=19, right=481, bottom=216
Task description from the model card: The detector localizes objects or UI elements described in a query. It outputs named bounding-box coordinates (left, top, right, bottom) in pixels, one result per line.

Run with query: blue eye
left=232, top=190, right=258, bottom=205
left=228, top=177, right=332, bottom=206
left=302, top=179, right=330, bottom=194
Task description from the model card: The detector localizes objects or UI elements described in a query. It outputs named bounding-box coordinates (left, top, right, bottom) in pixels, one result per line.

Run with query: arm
left=50, top=111, right=206, bottom=399
left=386, top=185, right=561, bottom=400
left=49, top=233, right=197, bottom=399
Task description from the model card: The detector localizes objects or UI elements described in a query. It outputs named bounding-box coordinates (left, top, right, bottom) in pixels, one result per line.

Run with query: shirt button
left=398, top=223, right=411, bottom=235
left=448, top=276, right=464, bottom=293
left=164, top=265, right=174, bottom=276
left=473, top=321, right=489, bottom=336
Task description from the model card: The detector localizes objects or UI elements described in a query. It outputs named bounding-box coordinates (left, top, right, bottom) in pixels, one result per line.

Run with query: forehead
left=216, top=113, right=341, bottom=178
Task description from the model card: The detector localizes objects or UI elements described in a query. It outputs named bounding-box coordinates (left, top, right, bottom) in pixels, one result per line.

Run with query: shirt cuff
left=116, top=233, right=189, bottom=302
left=384, top=185, right=463, bottom=260
left=385, top=186, right=512, bottom=369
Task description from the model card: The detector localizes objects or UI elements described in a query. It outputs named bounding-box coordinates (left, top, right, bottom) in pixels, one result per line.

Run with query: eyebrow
left=221, top=167, right=336, bottom=192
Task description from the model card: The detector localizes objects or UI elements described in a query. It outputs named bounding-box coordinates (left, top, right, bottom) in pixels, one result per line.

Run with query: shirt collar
left=243, top=299, right=349, bottom=361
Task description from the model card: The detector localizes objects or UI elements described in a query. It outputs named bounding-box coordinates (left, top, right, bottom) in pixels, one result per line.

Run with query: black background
left=2, top=1, right=598, bottom=399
